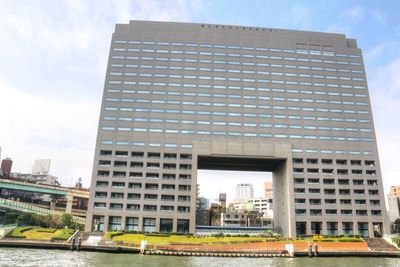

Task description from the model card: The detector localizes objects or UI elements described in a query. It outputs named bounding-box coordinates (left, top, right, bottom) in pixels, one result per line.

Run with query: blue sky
left=0, top=0, right=399, bottom=201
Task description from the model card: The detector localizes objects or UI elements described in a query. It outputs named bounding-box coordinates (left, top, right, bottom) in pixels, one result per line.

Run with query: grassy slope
left=7, top=227, right=75, bottom=241
left=109, top=233, right=270, bottom=245
left=107, top=233, right=364, bottom=245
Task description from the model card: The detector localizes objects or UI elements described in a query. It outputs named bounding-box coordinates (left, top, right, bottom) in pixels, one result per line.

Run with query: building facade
left=264, top=181, right=273, bottom=198
left=86, top=20, right=388, bottom=237
left=235, top=183, right=254, bottom=202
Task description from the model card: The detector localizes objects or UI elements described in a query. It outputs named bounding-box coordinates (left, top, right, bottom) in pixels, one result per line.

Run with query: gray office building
left=86, top=20, right=388, bottom=237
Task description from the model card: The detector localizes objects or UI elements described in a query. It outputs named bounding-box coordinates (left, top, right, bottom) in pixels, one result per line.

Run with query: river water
left=0, top=248, right=398, bottom=267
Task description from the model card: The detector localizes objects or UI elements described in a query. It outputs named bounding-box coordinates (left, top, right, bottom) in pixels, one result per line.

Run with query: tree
left=3, top=212, right=18, bottom=224
left=394, top=218, right=400, bottom=233
left=59, top=213, right=74, bottom=228
left=16, top=213, right=37, bottom=226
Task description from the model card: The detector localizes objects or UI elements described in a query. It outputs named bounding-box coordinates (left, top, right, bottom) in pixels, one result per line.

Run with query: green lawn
left=105, top=232, right=363, bottom=245
left=106, top=232, right=279, bottom=245
left=7, top=227, right=75, bottom=241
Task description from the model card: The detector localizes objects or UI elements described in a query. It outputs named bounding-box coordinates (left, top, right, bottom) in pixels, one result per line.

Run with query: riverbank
left=0, top=239, right=140, bottom=253
left=1, top=238, right=399, bottom=257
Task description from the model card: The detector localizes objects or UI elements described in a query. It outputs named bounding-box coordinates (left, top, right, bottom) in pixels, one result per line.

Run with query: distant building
left=197, top=197, right=210, bottom=210
left=234, top=197, right=274, bottom=228
left=196, top=210, right=210, bottom=226
left=210, top=203, right=223, bottom=226
left=0, top=158, right=13, bottom=178
left=219, top=193, right=227, bottom=209
left=264, top=182, right=273, bottom=199
left=10, top=159, right=59, bottom=186
left=388, top=185, right=400, bottom=232
left=32, top=159, right=51, bottom=175
left=387, top=194, right=400, bottom=226
left=390, top=186, right=400, bottom=199
left=235, top=183, right=254, bottom=202
left=221, top=209, right=265, bottom=227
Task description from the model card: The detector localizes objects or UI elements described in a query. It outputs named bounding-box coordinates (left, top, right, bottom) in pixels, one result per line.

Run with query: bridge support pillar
left=50, top=198, right=56, bottom=211
left=66, top=194, right=73, bottom=213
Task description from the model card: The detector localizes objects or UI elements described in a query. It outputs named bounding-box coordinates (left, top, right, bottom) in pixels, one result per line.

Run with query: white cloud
left=283, top=3, right=313, bottom=30
left=0, top=80, right=99, bottom=186
left=368, top=58, right=400, bottom=194
left=340, top=5, right=363, bottom=21
left=0, top=0, right=205, bottom=187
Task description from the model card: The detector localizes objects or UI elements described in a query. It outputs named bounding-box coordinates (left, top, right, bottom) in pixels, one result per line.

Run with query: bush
left=104, top=231, right=124, bottom=239
left=336, top=237, right=363, bottom=242
left=144, top=233, right=170, bottom=237
left=6, top=226, right=33, bottom=238
left=392, top=236, right=400, bottom=248
left=36, top=228, right=57, bottom=233
left=50, top=229, right=75, bottom=241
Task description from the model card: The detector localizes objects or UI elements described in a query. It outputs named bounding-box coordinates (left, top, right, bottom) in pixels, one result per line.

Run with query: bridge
left=0, top=178, right=89, bottom=222
left=0, top=198, right=86, bottom=224
left=0, top=179, right=89, bottom=199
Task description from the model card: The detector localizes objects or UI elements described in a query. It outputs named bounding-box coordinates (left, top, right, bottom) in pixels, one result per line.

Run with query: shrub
left=144, top=233, right=170, bottom=237
left=50, top=229, right=75, bottom=241
left=36, top=228, right=57, bottom=233
left=105, top=231, right=124, bottom=239
left=336, top=237, right=363, bottom=242
left=392, top=236, right=400, bottom=248
left=6, top=226, right=33, bottom=238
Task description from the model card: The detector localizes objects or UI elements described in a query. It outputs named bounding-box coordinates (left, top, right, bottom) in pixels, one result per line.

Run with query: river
left=0, top=248, right=398, bottom=267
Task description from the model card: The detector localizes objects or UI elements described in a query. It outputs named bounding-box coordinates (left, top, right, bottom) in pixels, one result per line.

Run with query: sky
left=0, top=0, right=399, bottom=202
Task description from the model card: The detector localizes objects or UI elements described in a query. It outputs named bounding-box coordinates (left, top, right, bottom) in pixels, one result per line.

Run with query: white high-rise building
left=235, top=183, right=254, bottom=202
left=86, top=20, right=389, bottom=237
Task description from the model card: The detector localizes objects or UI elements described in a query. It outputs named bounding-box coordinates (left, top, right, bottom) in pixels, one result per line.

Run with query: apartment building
left=86, top=21, right=388, bottom=237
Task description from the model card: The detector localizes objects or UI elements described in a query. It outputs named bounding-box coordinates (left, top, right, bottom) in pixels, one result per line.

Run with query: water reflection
left=0, top=248, right=397, bottom=267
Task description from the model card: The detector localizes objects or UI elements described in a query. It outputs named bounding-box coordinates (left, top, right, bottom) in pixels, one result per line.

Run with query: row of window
left=106, top=87, right=368, bottom=100
left=103, top=117, right=372, bottom=134
left=108, top=77, right=366, bottom=90
left=295, top=198, right=380, bottom=205
left=295, top=209, right=382, bottom=216
left=98, top=140, right=374, bottom=156
left=113, top=39, right=361, bottom=59
left=99, top=150, right=192, bottom=159
left=293, top=158, right=375, bottom=166
left=96, top=181, right=191, bottom=191
left=94, top=215, right=189, bottom=232
left=108, top=68, right=364, bottom=83
left=292, top=148, right=374, bottom=155
left=105, top=98, right=369, bottom=114
left=95, top=192, right=191, bottom=202
left=293, top=168, right=376, bottom=175
left=104, top=112, right=371, bottom=124
left=294, top=188, right=379, bottom=195
left=296, top=221, right=372, bottom=236
left=99, top=161, right=192, bottom=170
left=294, top=178, right=378, bottom=186
left=101, top=127, right=373, bottom=143
left=110, top=56, right=362, bottom=72
left=93, top=202, right=191, bottom=212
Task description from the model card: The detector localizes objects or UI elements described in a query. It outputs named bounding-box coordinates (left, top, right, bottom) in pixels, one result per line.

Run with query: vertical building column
left=138, top=216, right=143, bottom=232
left=120, top=216, right=126, bottom=231
left=66, top=194, right=73, bottom=213
left=50, top=197, right=56, bottom=211
left=172, top=218, right=178, bottom=233
left=103, top=215, right=110, bottom=231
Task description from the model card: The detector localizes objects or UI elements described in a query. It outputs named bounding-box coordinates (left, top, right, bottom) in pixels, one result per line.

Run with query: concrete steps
left=364, top=238, right=399, bottom=252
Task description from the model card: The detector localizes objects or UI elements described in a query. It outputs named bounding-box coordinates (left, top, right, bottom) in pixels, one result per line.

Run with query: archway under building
left=191, top=141, right=294, bottom=237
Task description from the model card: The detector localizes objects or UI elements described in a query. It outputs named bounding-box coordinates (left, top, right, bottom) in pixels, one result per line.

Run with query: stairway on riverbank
left=364, top=238, right=399, bottom=252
